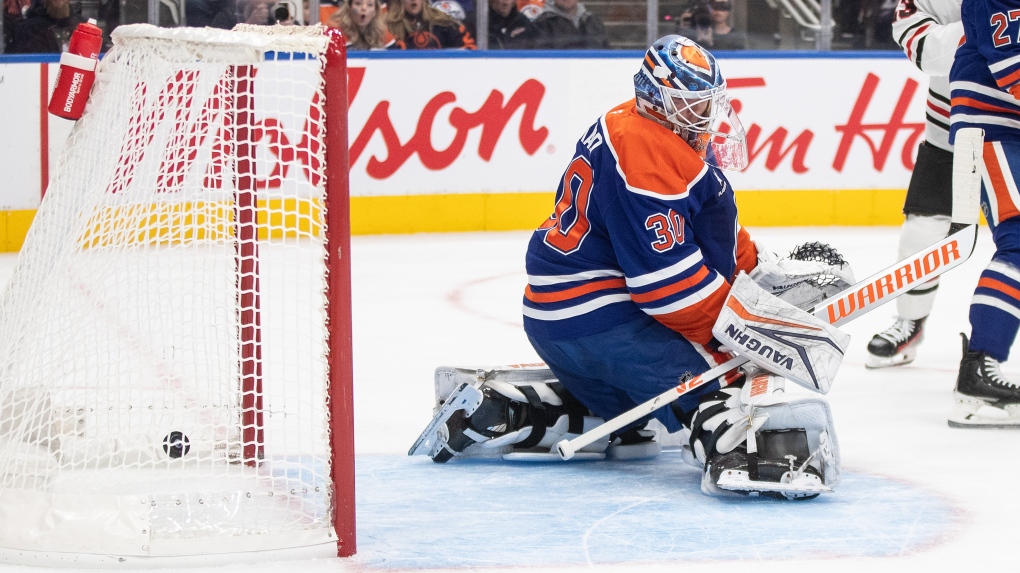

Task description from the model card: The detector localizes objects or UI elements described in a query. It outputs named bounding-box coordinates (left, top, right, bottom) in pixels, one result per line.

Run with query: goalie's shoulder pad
left=712, top=273, right=850, bottom=394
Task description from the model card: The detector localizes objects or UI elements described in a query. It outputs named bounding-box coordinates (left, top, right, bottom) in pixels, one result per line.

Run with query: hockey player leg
left=866, top=214, right=951, bottom=368
left=683, top=370, right=840, bottom=500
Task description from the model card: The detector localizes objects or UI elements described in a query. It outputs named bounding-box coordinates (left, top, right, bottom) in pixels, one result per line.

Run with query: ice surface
left=0, top=226, right=1015, bottom=573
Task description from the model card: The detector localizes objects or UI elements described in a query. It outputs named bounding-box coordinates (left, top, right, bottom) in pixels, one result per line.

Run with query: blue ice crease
left=354, top=452, right=956, bottom=569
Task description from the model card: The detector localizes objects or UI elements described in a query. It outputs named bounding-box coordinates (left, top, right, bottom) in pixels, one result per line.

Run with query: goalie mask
left=634, top=35, right=748, bottom=171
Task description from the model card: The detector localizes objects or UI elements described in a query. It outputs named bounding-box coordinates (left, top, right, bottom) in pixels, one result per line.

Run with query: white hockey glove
left=749, top=241, right=855, bottom=310
left=712, top=272, right=850, bottom=394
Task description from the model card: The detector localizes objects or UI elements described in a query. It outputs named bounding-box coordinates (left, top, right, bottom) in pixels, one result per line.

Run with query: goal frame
left=0, top=25, right=357, bottom=564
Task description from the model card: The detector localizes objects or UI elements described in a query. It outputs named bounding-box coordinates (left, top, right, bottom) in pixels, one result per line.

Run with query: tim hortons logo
left=701, top=73, right=923, bottom=174
left=824, top=239, right=963, bottom=323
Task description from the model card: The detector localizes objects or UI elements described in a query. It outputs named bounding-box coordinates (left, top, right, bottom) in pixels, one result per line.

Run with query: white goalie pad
left=432, top=364, right=559, bottom=413
left=712, top=273, right=850, bottom=394
left=419, top=364, right=611, bottom=461
left=757, top=397, right=841, bottom=487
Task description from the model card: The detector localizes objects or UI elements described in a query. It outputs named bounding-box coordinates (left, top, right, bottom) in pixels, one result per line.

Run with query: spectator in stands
left=237, top=0, right=271, bottom=24
left=489, top=0, right=538, bottom=48
left=516, top=0, right=543, bottom=20
left=187, top=0, right=236, bottom=27
left=4, top=0, right=32, bottom=52
left=431, top=0, right=475, bottom=38
left=533, top=0, right=608, bottom=49
left=387, top=0, right=476, bottom=49
left=8, top=0, right=83, bottom=52
left=272, top=1, right=294, bottom=24
left=680, top=0, right=746, bottom=50
left=328, top=0, right=398, bottom=49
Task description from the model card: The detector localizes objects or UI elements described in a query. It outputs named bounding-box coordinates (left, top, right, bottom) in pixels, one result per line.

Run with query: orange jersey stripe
left=978, top=277, right=1020, bottom=301
left=524, top=278, right=627, bottom=304
left=952, top=96, right=1020, bottom=117
left=983, top=143, right=1020, bottom=222
left=653, top=284, right=729, bottom=344
left=997, top=68, right=1020, bottom=89
left=630, top=266, right=711, bottom=304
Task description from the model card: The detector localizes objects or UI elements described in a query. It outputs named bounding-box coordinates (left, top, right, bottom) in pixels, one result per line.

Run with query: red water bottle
left=48, top=18, right=103, bottom=120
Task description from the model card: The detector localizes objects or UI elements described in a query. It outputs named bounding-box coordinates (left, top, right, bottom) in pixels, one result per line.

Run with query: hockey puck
left=162, top=431, right=191, bottom=459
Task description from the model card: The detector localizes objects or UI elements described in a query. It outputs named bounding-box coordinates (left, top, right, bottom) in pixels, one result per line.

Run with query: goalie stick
left=555, top=127, right=985, bottom=461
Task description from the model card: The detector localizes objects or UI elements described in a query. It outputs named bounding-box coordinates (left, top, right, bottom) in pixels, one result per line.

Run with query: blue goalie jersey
left=523, top=100, right=757, bottom=345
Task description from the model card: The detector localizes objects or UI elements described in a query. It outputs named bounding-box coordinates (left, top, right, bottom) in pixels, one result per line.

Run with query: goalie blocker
left=712, top=272, right=851, bottom=394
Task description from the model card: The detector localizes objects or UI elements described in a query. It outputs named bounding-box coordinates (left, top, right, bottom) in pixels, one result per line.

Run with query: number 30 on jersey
left=540, top=156, right=595, bottom=254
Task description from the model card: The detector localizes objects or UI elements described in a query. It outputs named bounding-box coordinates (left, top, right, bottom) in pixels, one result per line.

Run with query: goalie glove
left=749, top=241, right=855, bottom=310
left=712, top=272, right=850, bottom=394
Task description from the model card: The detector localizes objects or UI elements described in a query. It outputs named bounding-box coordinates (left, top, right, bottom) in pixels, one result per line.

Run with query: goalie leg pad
left=684, top=374, right=841, bottom=500
left=713, top=272, right=850, bottom=394
left=410, top=366, right=609, bottom=462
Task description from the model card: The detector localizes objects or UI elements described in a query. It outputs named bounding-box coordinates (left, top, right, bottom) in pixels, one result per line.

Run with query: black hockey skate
left=948, top=334, right=1020, bottom=428
left=703, top=429, right=830, bottom=500
left=865, top=317, right=925, bottom=369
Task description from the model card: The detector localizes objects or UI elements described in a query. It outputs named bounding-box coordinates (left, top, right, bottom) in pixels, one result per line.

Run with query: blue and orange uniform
left=523, top=99, right=757, bottom=433
left=950, top=0, right=1020, bottom=362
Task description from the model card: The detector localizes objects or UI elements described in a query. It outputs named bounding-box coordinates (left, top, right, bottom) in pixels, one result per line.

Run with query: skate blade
left=717, top=469, right=832, bottom=499
left=407, top=382, right=484, bottom=456
left=948, top=397, right=1020, bottom=429
left=864, top=347, right=917, bottom=369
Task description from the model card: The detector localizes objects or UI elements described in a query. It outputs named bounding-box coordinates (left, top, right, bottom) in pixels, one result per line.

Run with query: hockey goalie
left=409, top=34, right=857, bottom=501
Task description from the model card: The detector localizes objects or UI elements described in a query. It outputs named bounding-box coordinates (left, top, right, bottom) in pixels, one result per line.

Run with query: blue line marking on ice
left=355, top=452, right=955, bottom=569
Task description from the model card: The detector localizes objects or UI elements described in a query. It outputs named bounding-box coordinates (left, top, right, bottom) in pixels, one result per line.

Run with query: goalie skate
left=706, top=446, right=832, bottom=500
left=407, top=382, right=484, bottom=458
left=715, top=468, right=832, bottom=499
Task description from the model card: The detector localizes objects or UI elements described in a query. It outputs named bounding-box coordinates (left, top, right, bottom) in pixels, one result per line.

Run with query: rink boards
left=0, top=51, right=928, bottom=251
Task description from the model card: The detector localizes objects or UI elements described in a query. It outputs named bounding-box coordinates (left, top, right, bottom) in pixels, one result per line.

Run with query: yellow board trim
left=348, top=189, right=910, bottom=234
left=0, top=189, right=911, bottom=252
left=0, top=210, right=36, bottom=252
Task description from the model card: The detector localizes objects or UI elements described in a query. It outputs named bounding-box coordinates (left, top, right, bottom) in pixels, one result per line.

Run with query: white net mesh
left=0, top=24, right=340, bottom=558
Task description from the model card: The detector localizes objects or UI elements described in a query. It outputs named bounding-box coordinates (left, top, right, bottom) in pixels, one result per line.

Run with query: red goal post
left=0, top=24, right=355, bottom=564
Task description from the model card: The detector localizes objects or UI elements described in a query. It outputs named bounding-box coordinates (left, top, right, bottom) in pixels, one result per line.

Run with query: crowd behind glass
left=1, top=0, right=900, bottom=55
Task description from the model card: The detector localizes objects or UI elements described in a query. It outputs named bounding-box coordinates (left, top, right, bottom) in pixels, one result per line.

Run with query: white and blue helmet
left=634, top=35, right=747, bottom=171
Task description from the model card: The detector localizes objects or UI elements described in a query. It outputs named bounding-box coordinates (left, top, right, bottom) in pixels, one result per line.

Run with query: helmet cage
left=658, top=84, right=747, bottom=171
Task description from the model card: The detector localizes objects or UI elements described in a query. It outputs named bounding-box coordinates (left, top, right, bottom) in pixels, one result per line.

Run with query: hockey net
left=0, top=24, right=354, bottom=562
